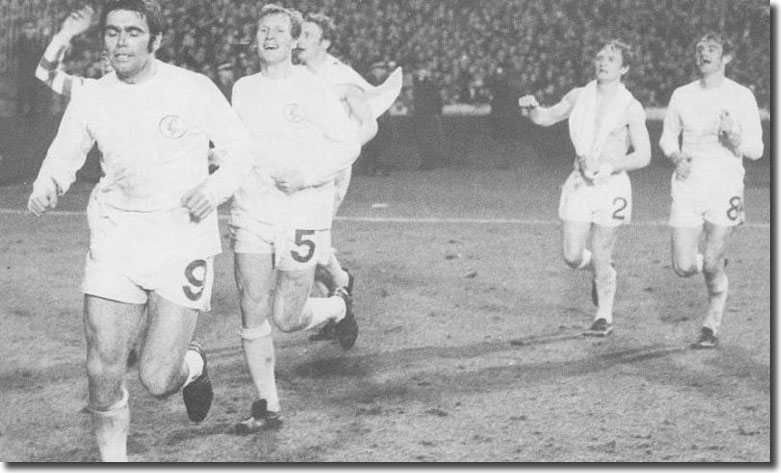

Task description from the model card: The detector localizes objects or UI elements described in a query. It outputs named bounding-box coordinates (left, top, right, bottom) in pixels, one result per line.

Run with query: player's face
left=256, top=13, right=296, bottom=65
left=695, top=39, right=730, bottom=76
left=593, top=45, right=628, bottom=82
left=104, top=9, right=158, bottom=83
left=297, top=22, right=325, bottom=64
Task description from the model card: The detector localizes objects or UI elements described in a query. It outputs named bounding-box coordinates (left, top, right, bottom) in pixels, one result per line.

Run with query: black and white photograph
left=0, top=0, right=772, bottom=463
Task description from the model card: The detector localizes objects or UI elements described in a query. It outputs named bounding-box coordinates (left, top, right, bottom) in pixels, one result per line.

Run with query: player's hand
left=673, top=153, right=692, bottom=180
left=59, top=5, right=95, bottom=40
left=576, top=154, right=599, bottom=177
left=273, top=168, right=306, bottom=194
left=718, top=110, right=742, bottom=155
left=181, top=185, right=217, bottom=222
left=28, top=178, right=59, bottom=216
left=517, top=95, right=540, bottom=109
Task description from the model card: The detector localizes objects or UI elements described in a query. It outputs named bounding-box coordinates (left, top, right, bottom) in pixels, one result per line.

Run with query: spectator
left=14, top=19, right=46, bottom=117
left=412, top=65, right=446, bottom=169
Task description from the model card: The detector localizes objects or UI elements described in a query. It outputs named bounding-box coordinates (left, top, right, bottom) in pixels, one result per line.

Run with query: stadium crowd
left=4, top=0, right=771, bottom=113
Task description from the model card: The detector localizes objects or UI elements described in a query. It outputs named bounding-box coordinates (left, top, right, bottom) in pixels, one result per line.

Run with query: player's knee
left=138, top=364, right=179, bottom=399
left=240, top=320, right=272, bottom=341
left=701, top=255, right=725, bottom=276
left=86, top=351, right=126, bottom=385
left=562, top=251, right=583, bottom=269
left=672, top=258, right=698, bottom=278
left=272, top=313, right=302, bottom=333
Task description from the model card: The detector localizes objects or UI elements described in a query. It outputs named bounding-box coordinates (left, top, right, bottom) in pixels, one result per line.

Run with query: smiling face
left=256, top=12, right=296, bottom=66
left=593, top=44, right=628, bottom=82
left=695, top=38, right=731, bottom=77
left=104, top=9, right=160, bottom=83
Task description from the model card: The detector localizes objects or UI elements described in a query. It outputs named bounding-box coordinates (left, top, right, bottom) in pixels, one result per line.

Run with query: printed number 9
left=183, top=259, right=207, bottom=301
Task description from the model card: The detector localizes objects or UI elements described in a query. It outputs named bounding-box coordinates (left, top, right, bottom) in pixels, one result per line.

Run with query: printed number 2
left=726, top=196, right=743, bottom=221
left=292, top=230, right=316, bottom=263
left=612, top=197, right=628, bottom=220
left=183, top=259, right=207, bottom=301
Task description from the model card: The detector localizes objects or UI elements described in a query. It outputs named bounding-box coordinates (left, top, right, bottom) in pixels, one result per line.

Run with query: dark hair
left=602, top=39, right=633, bottom=69
left=304, top=13, right=337, bottom=44
left=100, top=0, right=162, bottom=50
left=698, top=32, right=735, bottom=57
left=258, top=4, right=303, bottom=40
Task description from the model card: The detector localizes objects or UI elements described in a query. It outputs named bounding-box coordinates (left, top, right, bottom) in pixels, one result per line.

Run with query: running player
left=228, top=5, right=361, bottom=434
left=296, top=12, right=401, bottom=342
left=27, top=0, right=256, bottom=461
left=518, top=40, right=651, bottom=336
left=659, top=32, right=763, bottom=349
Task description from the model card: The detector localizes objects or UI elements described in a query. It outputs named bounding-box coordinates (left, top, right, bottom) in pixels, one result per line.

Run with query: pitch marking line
left=0, top=207, right=770, bottom=229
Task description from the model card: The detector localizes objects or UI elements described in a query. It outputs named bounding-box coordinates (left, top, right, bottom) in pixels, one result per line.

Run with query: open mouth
left=263, top=43, right=279, bottom=51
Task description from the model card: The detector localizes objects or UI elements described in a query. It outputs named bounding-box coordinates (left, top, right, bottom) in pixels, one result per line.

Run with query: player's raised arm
left=518, top=89, right=578, bottom=127
left=336, top=83, right=378, bottom=146
left=292, top=84, right=361, bottom=190
left=35, top=5, right=95, bottom=97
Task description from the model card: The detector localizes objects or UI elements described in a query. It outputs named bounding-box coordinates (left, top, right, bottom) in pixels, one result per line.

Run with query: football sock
left=703, top=273, right=728, bottom=336
left=303, top=295, right=347, bottom=330
left=594, top=265, right=617, bottom=323
left=89, top=387, right=129, bottom=462
left=577, top=249, right=593, bottom=270
left=182, top=348, right=204, bottom=387
left=241, top=330, right=280, bottom=413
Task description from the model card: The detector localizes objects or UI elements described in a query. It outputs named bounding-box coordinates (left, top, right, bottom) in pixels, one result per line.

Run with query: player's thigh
left=234, top=252, right=276, bottom=326
left=139, top=294, right=199, bottom=380
left=273, top=267, right=317, bottom=329
left=671, top=226, right=702, bottom=271
left=561, top=220, right=592, bottom=263
left=591, top=224, right=619, bottom=260
left=84, top=295, right=146, bottom=365
left=84, top=295, right=145, bottom=404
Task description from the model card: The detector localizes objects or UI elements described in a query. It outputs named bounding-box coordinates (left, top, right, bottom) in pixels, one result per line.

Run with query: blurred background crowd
left=0, top=0, right=770, bottom=116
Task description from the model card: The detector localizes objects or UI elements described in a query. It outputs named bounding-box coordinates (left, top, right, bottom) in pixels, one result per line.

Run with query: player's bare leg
left=561, top=220, right=593, bottom=270
left=587, top=225, right=619, bottom=335
left=695, top=223, right=732, bottom=348
left=274, top=267, right=354, bottom=349
left=137, top=294, right=211, bottom=423
left=84, top=295, right=145, bottom=462
left=671, top=226, right=704, bottom=277
left=137, top=295, right=200, bottom=398
left=234, top=253, right=283, bottom=433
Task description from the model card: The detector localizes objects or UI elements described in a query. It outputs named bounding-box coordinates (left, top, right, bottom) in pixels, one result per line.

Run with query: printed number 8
left=183, top=259, right=207, bottom=301
left=726, top=196, right=743, bottom=221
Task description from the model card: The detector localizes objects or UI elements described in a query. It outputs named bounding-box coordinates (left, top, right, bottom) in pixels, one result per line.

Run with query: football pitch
left=0, top=154, right=770, bottom=461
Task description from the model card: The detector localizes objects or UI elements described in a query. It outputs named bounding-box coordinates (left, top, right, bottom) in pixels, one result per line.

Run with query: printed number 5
left=292, top=230, right=316, bottom=263
left=612, top=197, right=628, bottom=221
left=183, top=259, right=207, bottom=301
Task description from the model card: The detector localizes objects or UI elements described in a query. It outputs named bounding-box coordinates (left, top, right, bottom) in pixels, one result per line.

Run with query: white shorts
left=229, top=222, right=331, bottom=271
left=558, top=170, right=632, bottom=227
left=669, top=174, right=745, bottom=228
left=82, top=254, right=214, bottom=311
